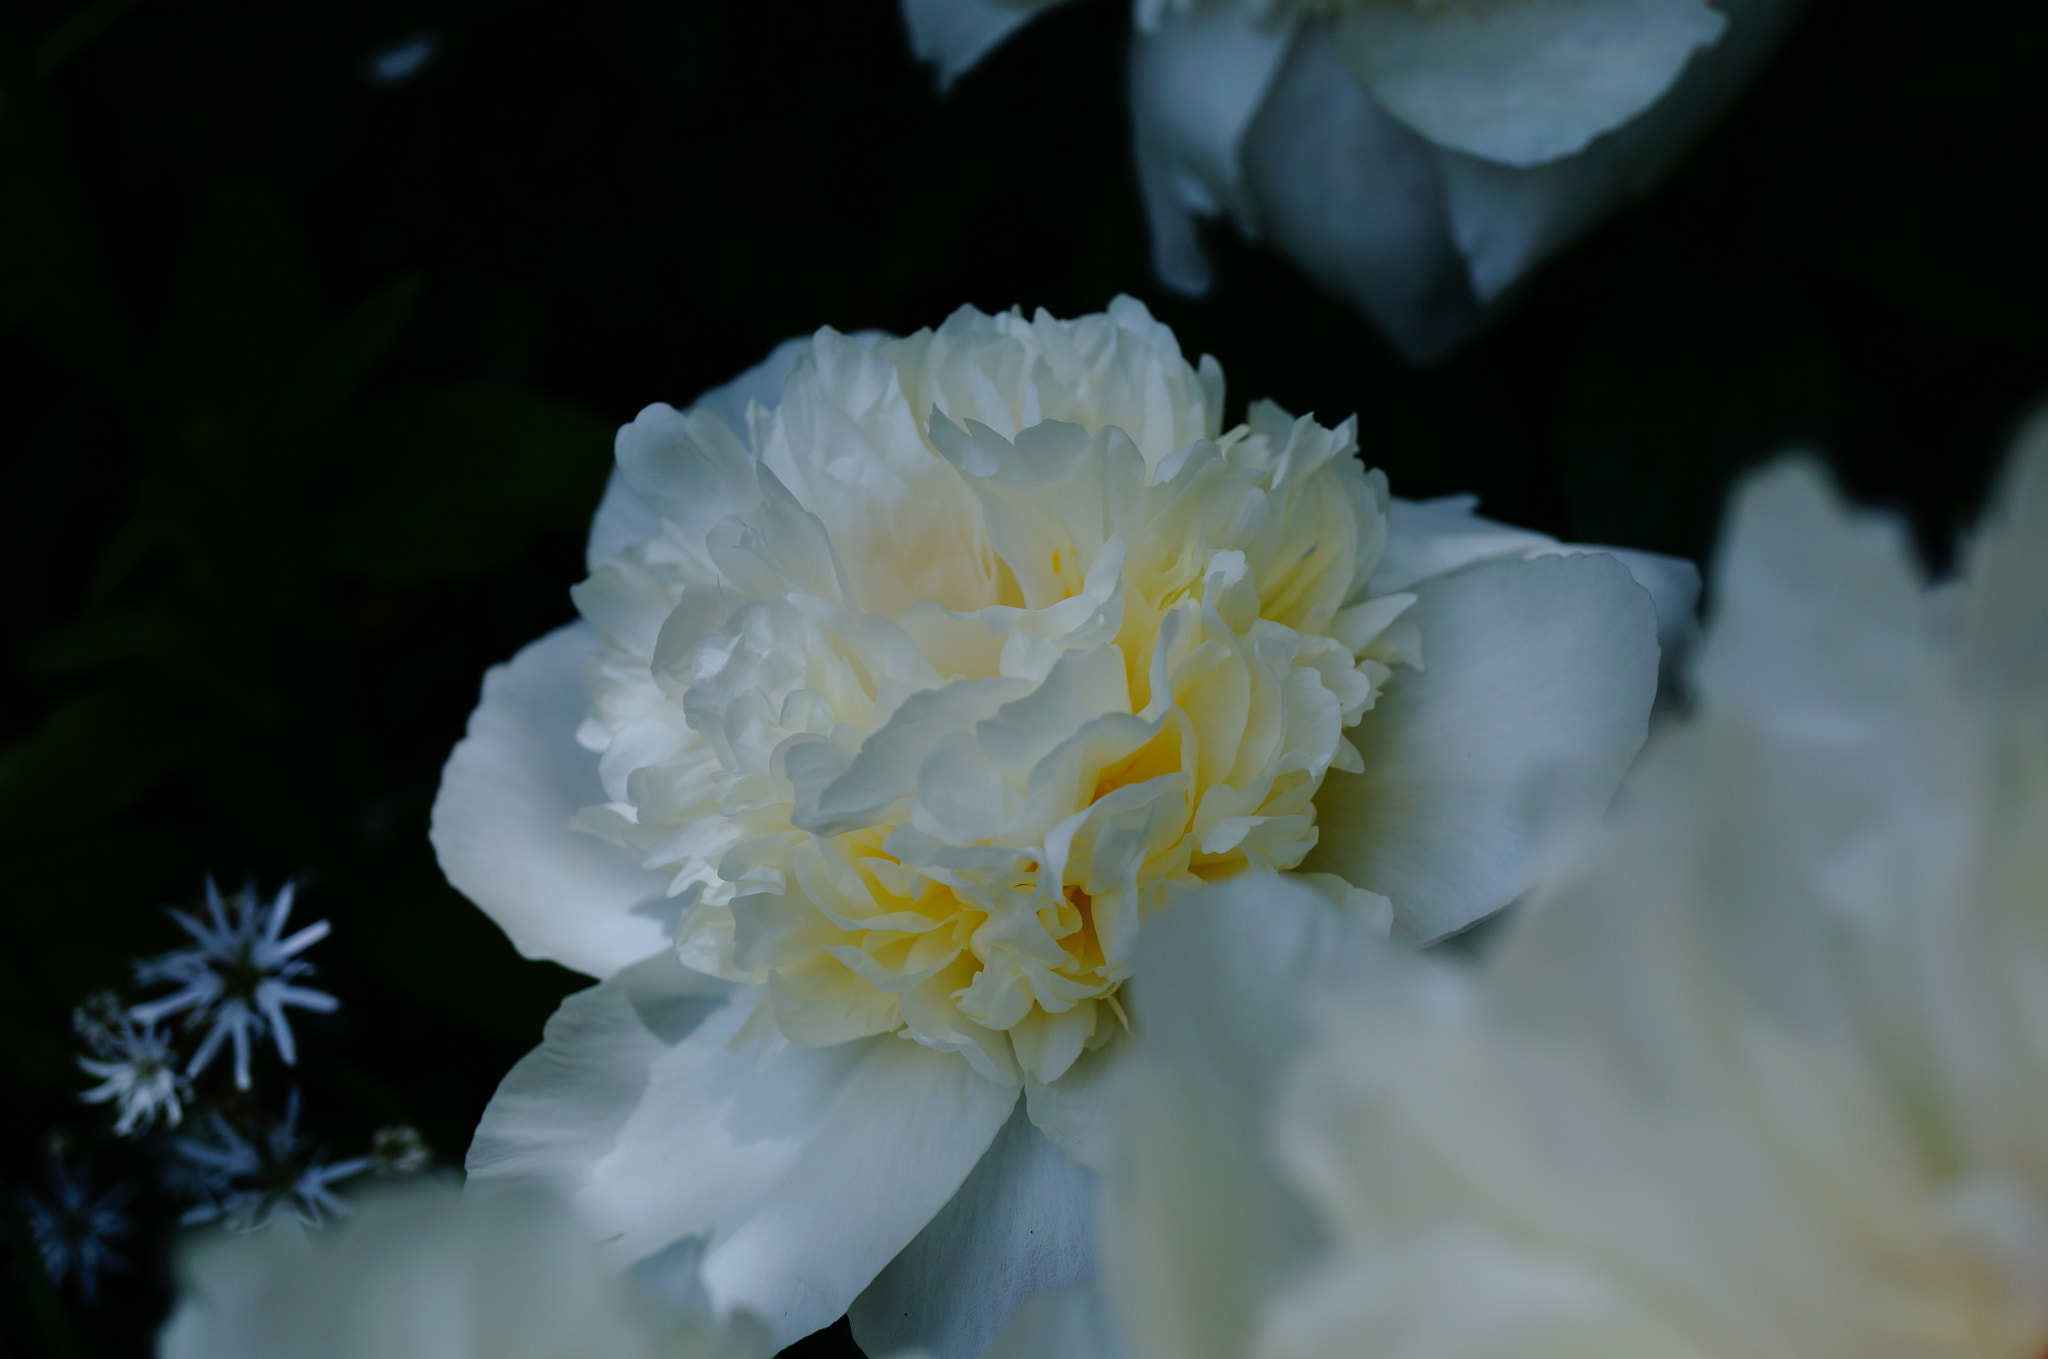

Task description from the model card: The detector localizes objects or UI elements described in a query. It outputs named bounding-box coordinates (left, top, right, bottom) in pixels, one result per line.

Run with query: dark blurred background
left=2, top=0, right=2044, bottom=1352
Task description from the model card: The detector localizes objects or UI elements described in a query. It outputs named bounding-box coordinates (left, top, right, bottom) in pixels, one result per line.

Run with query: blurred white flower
left=158, top=1180, right=771, bottom=1359
left=132, top=879, right=337, bottom=1091
left=905, top=0, right=1800, bottom=360
left=1011, top=421, right=2048, bottom=1359
left=175, top=1091, right=370, bottom=1231
left=434, top=299, right=1686, bottom=1357
left=74, top=991, right=190, bottom=1136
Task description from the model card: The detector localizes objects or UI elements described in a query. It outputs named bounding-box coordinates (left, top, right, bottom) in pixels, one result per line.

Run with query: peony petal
left=1306, top=553, right=1659, bottom=941
left=1128, top=2, right=1294, bottom=294
left=1431, top=0, right=1799, bottom=300
left=430, top=624, right=677, bottom=979
left=1337, top=0, right=1725, bottom=168
left=467, top=952, right=1018, bottom=1350
left=588, top=337, right=815, bottom=569
left=850, top=1104, right=1097, bottom=1359
left=902, top=0, right=1079, bottom=89
left=1235, top=21, right=1484, bottom=363
left=1022, top=1030, right=1129, bottom=1173
left=1102, top=875, right=1393, bottom=1359
left=1374, top=496, right=1699, bottom=680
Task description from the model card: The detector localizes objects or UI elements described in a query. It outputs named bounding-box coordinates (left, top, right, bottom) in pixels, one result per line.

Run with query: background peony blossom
left=1003, top=419, right=2048, bottom=1359
left=904, top=0, right=1801, bottom=360
left=158, top=1180, right=769, bottom=1359
left=433, top=299, right=1685, bottom=1357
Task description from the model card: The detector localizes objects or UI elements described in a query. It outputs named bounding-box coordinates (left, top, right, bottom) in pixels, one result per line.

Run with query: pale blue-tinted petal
left=468, top=952, right=1018, bottom=1350
left=1339, top=0, right=1725, bottom=168
left=850, top=1104, right=1097, bottom=1359
left=430, top=624, right=679, bottom=979
left=1307, top=553, right=1659, bottom=940
left=1236, top=21, right=1483, bottom=362
left=1022, top=1030, right=1128, bottom=1173
left=1434, top=0, right=1799, bottom=300
left=902, top=0, right=1080, bottom=89
left=1128, top=2, right=1294, bottom=293
left=1374, top=495, right=1700, bottom=682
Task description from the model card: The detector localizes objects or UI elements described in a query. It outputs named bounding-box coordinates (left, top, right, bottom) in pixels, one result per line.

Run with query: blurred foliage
left=0, top=0, right=2044, bottom=1353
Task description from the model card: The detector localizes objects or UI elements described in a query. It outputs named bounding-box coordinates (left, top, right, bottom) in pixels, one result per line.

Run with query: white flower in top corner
left=1010, top=420, right=2048, bottom=1359
left=432, top=300, right=1688, bottom=1358
left=75, top=992, right=190, bottom=1136
left=132, top=878, right=337, bottom=1091
left=904, top=0, right=1800, bottom=360
left=159, top=1180, right=771, bottom=1359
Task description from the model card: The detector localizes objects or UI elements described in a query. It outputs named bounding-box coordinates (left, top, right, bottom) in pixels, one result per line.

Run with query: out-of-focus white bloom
left=24, top=1157, right=132, bottom=1303
left=433, top=301, right=1684, bottom=1357
left=905, top=0, right=1800, bottom=360
left=74, top=992, right=189, bottom=1136
left=174, top=1091, right=370, bottom=1231
left=158, top=1180, right=772, bottom=1359
left=1012, top=423, right=2048, bottom=1359
left=132, top=879, right=337, bottom=1091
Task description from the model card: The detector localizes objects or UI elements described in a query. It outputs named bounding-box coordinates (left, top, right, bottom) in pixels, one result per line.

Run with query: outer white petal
left=1128, top=2, right=1294, bottom=293
left=430, top=624, right=677, bottom=979
left=1306, top=553, right=1659, bottom=940
left=1100, top=875, right=1406, bottom=1359
left=850, top=1105, right=1097, bottom=1359
left=902, top=0, right=1080, bottom=89
left=1376, top=495, right=1701, bottom=679
left=467, top=952, right=1019, bottom=1350
left=1338, top=0, right=1725, bottom=168
left=1433, top=0, right=1799, bottom=301
left=1235, top=21, right=1483, bottom=362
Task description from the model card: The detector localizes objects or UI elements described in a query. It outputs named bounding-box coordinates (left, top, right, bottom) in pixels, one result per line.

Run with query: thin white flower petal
left=1128, top=2, right=1294, bottom=293
left=1307, top=553, right=1659, bottom=941
left=901, top=0, right=1079, bottom=89
left=1375, top=495, right=1700, bottom=673
left=1432, top=0, right=1798, bottom=300
left=467, top=952, right=1018, bottom=1350
left=1101, top=875, right=1393, bottom=1359
left=1022, top=1030, right=1129, bottom=1173
left=430, top=624, right=677, bottom=979
left=1337, top=0, right=1725, bottom=168
left=850, top=1104, right=1097, bottom=1359
left=1235, top=21, right=1483, bottom=362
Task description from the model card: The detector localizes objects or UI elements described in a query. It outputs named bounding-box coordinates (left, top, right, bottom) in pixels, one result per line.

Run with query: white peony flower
left=1022, top=422, right=2048, bottom=1359
left=158, top=1180, right=770, bottom=1359
left=433, top=298, right=1686, bottom=1357
left=903, top=0, right=1800, bottom=359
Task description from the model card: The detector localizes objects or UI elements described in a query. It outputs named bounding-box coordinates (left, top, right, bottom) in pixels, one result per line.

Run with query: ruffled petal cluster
left=905, top=0, right=1798, bottom=359
left=434, top=300, right=1679, bottom=1355
left=1046, top=424, right=2048, bottom=1359
left=566, top=301, right=1409, bottom=1085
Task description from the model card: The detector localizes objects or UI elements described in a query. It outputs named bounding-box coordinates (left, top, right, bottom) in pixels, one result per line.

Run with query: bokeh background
left=3, top=0, right=2045, bottom=1352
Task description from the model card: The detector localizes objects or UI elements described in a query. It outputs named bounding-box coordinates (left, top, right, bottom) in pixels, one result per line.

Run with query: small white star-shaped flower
left=74, top=993, right=190, bottom=1136
left=131, top=879, right=337, bottom=1090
